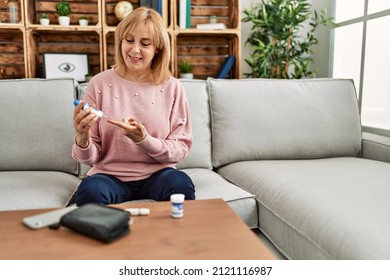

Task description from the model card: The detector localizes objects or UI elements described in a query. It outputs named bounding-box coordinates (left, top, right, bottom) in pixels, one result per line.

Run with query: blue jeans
left=74, top=168, right=195, bottom=205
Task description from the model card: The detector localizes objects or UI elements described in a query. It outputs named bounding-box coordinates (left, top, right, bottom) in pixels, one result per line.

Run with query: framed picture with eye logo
left=43, top=53, right=90, bottom=82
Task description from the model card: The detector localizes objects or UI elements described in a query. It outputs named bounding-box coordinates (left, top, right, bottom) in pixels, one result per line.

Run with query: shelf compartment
left=175, top=33, right=239, bottom=79
left=104, top=1, right=172, bottom=29
left=178, top=0, right=239, bottom=29
left=26, top=0, right=100, bottom=26
left=0, top=29, right=26, bottom=79
left=0, top=0, right=23, bottom=24
left=27, top=29, right=102, bottom=79
left=104, top=0, right=140, bottom=27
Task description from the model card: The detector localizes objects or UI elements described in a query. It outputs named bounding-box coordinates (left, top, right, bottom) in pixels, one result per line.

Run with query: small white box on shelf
left=196, top=23, right=227, bottom=30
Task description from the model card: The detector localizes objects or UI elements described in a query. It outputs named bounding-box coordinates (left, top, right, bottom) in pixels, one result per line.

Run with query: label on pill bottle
left=171, top=203, right=184, bottom=218
left=170, top=194, right=185, bottom=218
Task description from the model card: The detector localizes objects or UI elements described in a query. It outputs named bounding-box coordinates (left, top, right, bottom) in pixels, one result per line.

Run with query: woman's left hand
left=108, top=117, right=147, bottom=143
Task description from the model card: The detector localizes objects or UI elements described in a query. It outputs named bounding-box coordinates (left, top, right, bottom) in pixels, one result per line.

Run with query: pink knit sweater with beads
left=72, top=68, right=192, bottom=181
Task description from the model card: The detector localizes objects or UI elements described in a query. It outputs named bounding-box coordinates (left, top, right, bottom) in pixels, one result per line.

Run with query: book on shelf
left=186, top=0, right=191, bottom=28
left=216, top=55, right=235, bottom=79
left=162, top=0, right=168, bottom=27
left=179, top=0, right=191, bottom=28
left=196, top=23, right=227, bottom=30
left=140, top=0, right=150, bottom=7
left=152, top=0, right=158, bottom=10
left=149, top=0, right=160, bottom=13
left=140, top=0, right=168, bottom=27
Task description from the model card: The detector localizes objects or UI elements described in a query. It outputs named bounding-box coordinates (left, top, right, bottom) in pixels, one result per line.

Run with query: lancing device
left=73, top=99, right=107, bottom=118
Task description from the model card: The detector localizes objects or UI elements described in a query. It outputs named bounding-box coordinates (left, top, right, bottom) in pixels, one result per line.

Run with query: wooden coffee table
left=0, top=199, right=276, bottom=260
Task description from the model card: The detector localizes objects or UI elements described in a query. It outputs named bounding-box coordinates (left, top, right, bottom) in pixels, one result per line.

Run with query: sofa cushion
left=176, top=80, right=212, bottom=170
left=217, top=157, right=390, bottom=259
left=0, top=171, right=80, bottom=211
left=208, top=78, right=362, bottom=168
left=181, top=168, right=258, bottom=228
left=0, top=78, right=78, bottom=175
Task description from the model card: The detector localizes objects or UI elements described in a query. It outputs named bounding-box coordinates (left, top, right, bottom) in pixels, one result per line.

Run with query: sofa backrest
left=176, top=79, right=212, bottom=170
left=208, top=78, right=362, bottom=168
left=0, top=78, right=78, bottom=175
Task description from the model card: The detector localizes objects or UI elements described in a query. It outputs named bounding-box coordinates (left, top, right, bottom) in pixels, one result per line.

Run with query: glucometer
left=74, top=99, right=107, bottom=118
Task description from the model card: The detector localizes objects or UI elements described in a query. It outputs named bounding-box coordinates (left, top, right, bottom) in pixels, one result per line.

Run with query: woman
left=72, top=7, right=195, bottom=205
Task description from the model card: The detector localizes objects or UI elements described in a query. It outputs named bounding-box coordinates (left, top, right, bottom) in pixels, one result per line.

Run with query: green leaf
left=241, top=0, right=335, bottom=79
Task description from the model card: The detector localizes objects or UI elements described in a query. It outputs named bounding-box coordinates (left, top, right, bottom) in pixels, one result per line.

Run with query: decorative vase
left=58, top=16, right=70, bottom=26
left=79, top=19, right=88, bottom=26
left=40, top=18, right=50, bottom=26
left=114, top=1, right=133, bottom=21
left=8, top=0, right=19, bottom=23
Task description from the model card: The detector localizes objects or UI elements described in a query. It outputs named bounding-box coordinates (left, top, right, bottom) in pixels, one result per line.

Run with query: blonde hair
left=114, top=7, right=171, bottom=85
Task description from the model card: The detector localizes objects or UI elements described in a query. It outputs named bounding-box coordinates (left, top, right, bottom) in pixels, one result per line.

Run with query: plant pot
left=40, top=18, right=50, bottom=26
left=79, top=19, right=88, bottom=26
left=58, top=16, right=70, bottom=26
left=179, top=73, right=194, bottom=79
left=85, top=74, right=93, bottom=82
left=209, top=16, right=217, bottom=24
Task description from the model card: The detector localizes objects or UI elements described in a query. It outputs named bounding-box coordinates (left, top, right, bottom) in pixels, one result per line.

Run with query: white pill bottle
left=170, top=194, right=185, bottom=218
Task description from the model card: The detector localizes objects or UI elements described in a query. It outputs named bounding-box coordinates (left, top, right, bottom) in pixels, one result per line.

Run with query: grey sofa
left=1, top=77, right=390, bottom=260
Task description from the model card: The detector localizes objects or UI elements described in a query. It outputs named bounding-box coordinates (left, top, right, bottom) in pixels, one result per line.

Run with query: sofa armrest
left=362, top=132, right=390, bottom=163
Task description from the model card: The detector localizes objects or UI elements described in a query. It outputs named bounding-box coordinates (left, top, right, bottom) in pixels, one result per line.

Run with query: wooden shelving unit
left=0, top=0, right=26, bottom=79
left=0, top=0, right=240, bottom=80
left=174, top=0, right=241, bottom=79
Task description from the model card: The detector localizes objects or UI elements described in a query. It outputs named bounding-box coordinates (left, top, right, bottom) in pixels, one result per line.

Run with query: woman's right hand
left=73, top=100, right=99, bottom=148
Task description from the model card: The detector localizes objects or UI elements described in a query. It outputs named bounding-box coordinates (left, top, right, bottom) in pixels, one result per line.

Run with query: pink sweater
left=72, top=68, right=192, bottom=181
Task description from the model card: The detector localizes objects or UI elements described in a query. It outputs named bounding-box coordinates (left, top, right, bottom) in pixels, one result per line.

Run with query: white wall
left=240, top=0, right=333, bottom=78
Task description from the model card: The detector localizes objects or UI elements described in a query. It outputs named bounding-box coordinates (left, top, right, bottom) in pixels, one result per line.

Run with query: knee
left=163, top=170, right=195, bottom=200
left=75, top=174, right=114, bottom=205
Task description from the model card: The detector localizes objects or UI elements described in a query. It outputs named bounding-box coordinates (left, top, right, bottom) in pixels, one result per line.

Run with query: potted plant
left=242, top=0, right=335, bottom=79
left=79, top=16, right=88, bottom=26
left=209, top=15, right=217, bottom=24
left=56, top=0, right=71, bottom=26
left=40, top=13, right=50, bottom=26
left=178, top=60, right=193, bottom=79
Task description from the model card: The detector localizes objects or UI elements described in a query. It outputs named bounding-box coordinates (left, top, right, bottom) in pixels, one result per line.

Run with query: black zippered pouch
left=60, top=203, right=130, bottom=243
